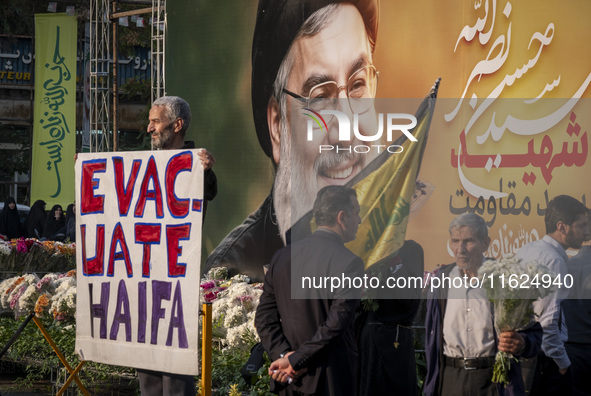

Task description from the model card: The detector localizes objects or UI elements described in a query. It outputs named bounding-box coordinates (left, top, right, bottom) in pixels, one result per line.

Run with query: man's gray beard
left=273, top=124, right=363, bottom=243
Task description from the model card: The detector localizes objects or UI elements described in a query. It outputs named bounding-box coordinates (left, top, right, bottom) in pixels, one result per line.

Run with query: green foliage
left=0, top=0, right=90, bottom=41
left=415, top=350, right=427, bottom=392
left=0, top=0, right=53, bottom=36
left=0, top=0, right=151, bottom=51
left=113, top=4, right=152, bottom=55
left=206, top=346, right=274, bottom=396
left=0, top=315, right=427, bottom=395
left=120, top=78, right=151, bottom=102
left=0, top=316, right=138, bottom=392
left=210, top=347, right=249, bottom=396
left=250, top=356, right=273, bottom=396
left=117, top=127, right=152, bottom=152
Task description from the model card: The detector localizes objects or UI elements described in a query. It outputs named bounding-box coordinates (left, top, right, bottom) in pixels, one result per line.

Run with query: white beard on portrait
left=272, top=122, right=365, bottom=243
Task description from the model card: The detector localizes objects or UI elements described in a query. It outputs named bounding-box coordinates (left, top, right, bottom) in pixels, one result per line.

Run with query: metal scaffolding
left=151, top=0, right=166, bottom=102
left=88, top=0, right=166, bottom=152
left=89, top=0, right=111, bottom=152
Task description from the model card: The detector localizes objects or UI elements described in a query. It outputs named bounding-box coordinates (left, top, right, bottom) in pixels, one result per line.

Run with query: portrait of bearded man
left=205, top=0, right=382, bottom=282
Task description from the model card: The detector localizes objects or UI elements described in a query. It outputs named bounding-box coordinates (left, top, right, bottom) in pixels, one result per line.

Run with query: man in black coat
left=137, top=95, right=217, bottom=396
left=255, top=185, right=364, bottom=395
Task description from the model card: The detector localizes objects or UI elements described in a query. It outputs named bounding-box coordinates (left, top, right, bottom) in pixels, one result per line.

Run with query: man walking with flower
left=425, top=213, right=542, bottom=396
left=515, top=195, right=590, bottom=396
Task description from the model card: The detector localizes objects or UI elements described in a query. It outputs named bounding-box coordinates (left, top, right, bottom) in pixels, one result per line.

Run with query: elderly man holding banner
left=136, top=96, right=217, bottom=395
left=74, top=95, right=217, bottom=396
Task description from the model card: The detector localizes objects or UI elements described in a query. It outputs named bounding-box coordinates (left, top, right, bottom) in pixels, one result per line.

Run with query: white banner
left=75, top=149, right=204, bottom=375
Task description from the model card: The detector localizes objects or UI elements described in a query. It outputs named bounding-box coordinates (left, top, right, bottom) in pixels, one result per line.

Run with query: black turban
left=251, top=0, right=379, bottom=158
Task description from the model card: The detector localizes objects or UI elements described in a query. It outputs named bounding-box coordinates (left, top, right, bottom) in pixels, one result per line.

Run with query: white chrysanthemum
left=0, top=278, right=16, bottom=308
left=18, top=284, right=40, bottom=312
left=0, top=277, right=13, bottom=296
left=205, top=275, right=265, bottom=350
left=226, top=282, right=252, bottom=299
left=54, top=276, right=76, bottom=294
left=0, top=242, right=12, bottom=255
left=207, top=267, right=229, bottom=281
left=36, top=273, right=59, bottom=292
left=1, top=274, right=39, bottom=310
left=48, top=277, right=77, bottom=320
left=230, top=274, right=250, bottom=284
left=223, top=305, right=246, bottom=328
left=226, top=321, right=260, bottom=350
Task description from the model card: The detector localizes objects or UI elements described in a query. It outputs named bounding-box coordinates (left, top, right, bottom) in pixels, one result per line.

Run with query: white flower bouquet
left=478, top=257, right=555, bottom=386
left=200, top=267, right=263, bottom=350
left=0, top=274, right=40, bottom=316
left=0, top=270, right=77, bottom=320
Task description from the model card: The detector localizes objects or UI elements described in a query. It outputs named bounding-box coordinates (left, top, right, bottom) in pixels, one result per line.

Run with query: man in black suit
left=255, top=185, right=364, bottom=395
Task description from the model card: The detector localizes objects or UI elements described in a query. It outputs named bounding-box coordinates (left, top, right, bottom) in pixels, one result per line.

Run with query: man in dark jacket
left=424, top=213, right=542, bottom=396
left=137, top=95, right=217, bottom=396
left=255, top=186, right=364, bottom=395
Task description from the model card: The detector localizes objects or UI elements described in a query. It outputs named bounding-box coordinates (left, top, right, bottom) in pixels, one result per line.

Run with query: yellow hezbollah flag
left=347, top=79, right=440, bottom=269
left=31, top=14, right=77, bottom=208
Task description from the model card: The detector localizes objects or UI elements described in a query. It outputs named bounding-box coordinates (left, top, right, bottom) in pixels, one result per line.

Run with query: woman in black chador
left=42, top=204, right=65, bottom=240
left=25, top=200, right=46, bottom=238
left=65, top=203, right=76, bottom=242
left=0, top=196, right=22, bottom=239
left=357, top=240, right=425, bottom=396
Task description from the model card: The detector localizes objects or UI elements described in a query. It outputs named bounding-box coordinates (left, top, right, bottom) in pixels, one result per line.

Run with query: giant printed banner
left=32, top=14, right=77, bottom=208
left=380, top=0, right=591, bottom=265
left=167, top=0, right=591, bottom=270
left=75, top=149, right=204, bottom=375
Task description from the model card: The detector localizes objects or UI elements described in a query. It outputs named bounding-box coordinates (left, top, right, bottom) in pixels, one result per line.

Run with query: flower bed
left=0, top=239, right=275, bottom=396
left=0, top=264, right=272, bottom=395
left=0, top=237, right=76, bottom=276
left=0, top=271, right=76, bottom=320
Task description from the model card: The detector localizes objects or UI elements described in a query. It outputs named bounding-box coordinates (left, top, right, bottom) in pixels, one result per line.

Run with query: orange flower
left=34, top=293, right=50, bottom=317
left=65, top=270, right=76, bottom=278
left=53, top=310, right=65, bottom=321
left=5, top=277, right=24, bottom=295
left=42, top=241, right=55, bottom=252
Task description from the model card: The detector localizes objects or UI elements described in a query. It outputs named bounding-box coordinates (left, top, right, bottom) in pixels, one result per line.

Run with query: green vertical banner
left=32, top=14, right=77, bottom=208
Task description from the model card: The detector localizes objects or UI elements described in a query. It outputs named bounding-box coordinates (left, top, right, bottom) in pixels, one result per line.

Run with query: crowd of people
left=254, top=190, right=591, bottom=396
left=0, top=197, right=76, bottom=242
